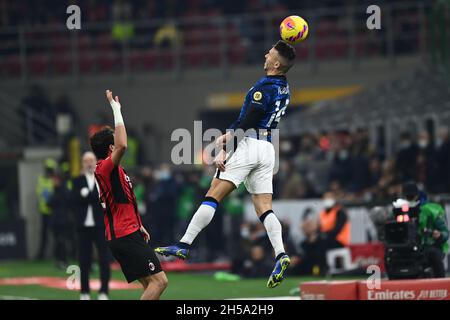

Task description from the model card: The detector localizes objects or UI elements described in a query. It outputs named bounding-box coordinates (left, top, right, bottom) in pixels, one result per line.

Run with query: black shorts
left=108, top=230, right=163, bottom=283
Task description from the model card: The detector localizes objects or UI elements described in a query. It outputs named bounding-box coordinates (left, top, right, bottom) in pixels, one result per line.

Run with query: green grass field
left=0, top=261, right=322, bottom=300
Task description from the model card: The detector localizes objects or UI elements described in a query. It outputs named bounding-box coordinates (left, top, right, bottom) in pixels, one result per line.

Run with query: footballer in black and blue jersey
left=156, top=40, right=297, bottom=289
left=228, top=74, right=290, bottom=141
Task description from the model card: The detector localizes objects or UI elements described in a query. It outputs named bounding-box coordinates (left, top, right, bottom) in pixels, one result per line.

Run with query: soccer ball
left=279, top=15, right=309, bottom=45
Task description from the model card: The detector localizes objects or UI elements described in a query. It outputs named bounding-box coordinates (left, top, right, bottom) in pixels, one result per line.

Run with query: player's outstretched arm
left=106, top=89, right=127, bottom=166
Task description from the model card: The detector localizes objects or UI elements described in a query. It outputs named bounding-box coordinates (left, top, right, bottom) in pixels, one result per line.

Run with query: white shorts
left=216, top=137, right=275, bottom=194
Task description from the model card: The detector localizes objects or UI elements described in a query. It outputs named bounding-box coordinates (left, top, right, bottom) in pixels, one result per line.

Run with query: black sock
left=276, top=252, right=286, bottom=261
left=177, top=242, right=191, bottom=249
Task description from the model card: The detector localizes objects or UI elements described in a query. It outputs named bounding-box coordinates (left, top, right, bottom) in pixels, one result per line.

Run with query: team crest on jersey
left=148, top=260, right=155, bottom=271
left=125, top=174, right=133, bottom=188
left=253, top=91, right=262, bottom=101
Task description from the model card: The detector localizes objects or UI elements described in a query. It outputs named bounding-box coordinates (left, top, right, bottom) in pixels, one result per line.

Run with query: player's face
left=264, top=47, right=280, bottom=72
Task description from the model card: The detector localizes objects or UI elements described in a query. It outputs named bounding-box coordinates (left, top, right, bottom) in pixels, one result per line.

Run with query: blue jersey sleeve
left=228, top=84, right=275, bottom=130
left=248, top=85, right=273, bottom=112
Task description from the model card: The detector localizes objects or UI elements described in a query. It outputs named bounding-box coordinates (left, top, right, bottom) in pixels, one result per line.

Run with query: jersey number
left=267, top=99, right=289, bottom=127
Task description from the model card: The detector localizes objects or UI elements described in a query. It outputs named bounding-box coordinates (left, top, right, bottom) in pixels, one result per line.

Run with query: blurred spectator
left=48, top=173, right=71, bottom=269
left=292, top=208, right=327, bottom=276
left=416, top=130, right=438, bottom=192
left=176, top=171, right=201, bottom=237
left=376, top=158, right=399, bottom=200
left=222, top=184, right=246, bottom=273
left=435, top=127, right=450, bottom=193
left=141, top=165, right=155, bottom=229
left=147, top=163, right=178, bottom=246
left=54, top=95, right=78, bottom=146
left=54, top=94, right=77, bottom=126
left=35, top=158, right=57, bottom=260
left=280, top=220, right=297, bottom=258
left=111, top=0, right=135, bottom=44
left=202, top=169, right=226, bottom=261
left=279, top=161, right=303, bottom=199
left=328, top=180, right=346, bottom=200
left=348, top=134, right=371, bottom=194
left=20, top=85, right=56, bottom=144
left=395, top=131, right=418, bottom=183
left=121, top=128, right=144, bottom=170
left=241, top=245, right=273, bottom=278
left=132, top=172, right=146, bottom=216
left=154, top=22, right=183, bottom=49
left=329, top=137, right=353, bottom=191
left=60, top=161, right=77, bottom=260
left=248, top=221, right=270, bottom=249
left=319, top=192, right=351, bottom=249
left=362, top=156, right=383, bottom=201
left=72, top=152, right=110, bottom=300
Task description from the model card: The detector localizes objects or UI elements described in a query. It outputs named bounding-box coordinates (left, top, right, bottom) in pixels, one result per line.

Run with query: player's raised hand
left=106, top=89, right=121, bottom=111
left=106, top=89, right=126, bottom=166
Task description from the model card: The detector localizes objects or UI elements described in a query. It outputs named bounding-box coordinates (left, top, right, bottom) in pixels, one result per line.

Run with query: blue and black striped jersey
left=229, top=75, right=290, bottom=131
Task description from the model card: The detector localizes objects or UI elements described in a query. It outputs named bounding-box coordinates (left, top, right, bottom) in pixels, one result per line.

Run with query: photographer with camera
left=400, top=182, right=449, bottom=278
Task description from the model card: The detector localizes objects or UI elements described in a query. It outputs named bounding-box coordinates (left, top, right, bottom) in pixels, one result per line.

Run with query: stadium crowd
left=275, top=127, right=450, bottom=201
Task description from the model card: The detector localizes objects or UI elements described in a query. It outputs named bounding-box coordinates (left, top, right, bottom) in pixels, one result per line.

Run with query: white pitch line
left=0, top=295, right=37, bottom=300
left=228, top=296, right=300, bottom=300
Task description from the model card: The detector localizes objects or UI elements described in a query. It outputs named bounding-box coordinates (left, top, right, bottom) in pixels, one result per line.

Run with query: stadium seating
left=283, top=66, right=450, bottom=136
left=0, top=1, right=430, bottom=78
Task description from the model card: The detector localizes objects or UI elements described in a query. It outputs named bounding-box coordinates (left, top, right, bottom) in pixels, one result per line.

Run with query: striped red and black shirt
left=94, top=157, right=142, bottom=241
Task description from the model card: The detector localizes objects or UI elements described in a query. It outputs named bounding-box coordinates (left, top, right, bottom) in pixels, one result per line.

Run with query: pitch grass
left=0, top=261, right=361, bottom=300
left=0, top=260, right=305, bottom=300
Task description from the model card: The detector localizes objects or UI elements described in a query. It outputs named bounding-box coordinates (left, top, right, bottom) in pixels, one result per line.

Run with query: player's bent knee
left=150, top=272, right=168, bottom=290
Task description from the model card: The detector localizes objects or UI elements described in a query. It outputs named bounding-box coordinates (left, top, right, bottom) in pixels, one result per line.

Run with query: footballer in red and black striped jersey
left=90, top=90, right=168, bottom=300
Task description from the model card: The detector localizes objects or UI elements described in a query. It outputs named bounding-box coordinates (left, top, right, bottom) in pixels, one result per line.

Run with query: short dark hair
left=273, top=40, right=296, bottom=72
left=402, top=181, right=419, bottom=201
left=90, top=127, right=114, bottom=160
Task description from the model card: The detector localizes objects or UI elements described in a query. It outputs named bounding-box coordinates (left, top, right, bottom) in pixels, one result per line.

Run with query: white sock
left=180, top=198, right=218, bottom=245
left=261, top=211, right=285, bottom=258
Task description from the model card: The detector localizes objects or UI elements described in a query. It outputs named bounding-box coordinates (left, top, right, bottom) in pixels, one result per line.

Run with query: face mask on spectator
left=323, top=198, right=336, bottom=209
left=240, top=226, right=250, bottom=238
left=418, top=139, right=428, bottom=149
left=338, top=150, right=349, bottom=160
left=156, top=169, right=171, bottom=181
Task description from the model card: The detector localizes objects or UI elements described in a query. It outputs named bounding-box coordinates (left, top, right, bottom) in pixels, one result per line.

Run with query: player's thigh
left=210, top=156, right=255, bottom=202
left=205, top=178, right=236, bottom=202
left=244, top=161, right=274, bottom=197
left=251, top=193, right=273, bottom=217
left=244, top=140, right=275, bottom=196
